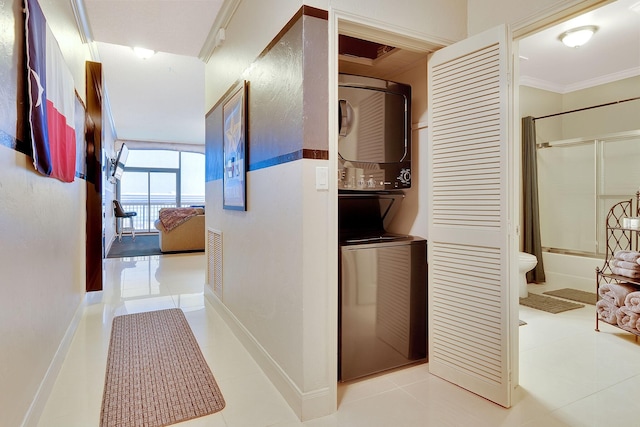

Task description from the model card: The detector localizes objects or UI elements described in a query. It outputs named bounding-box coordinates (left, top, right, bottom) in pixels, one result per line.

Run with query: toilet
left=518, top=252, right=538, bottom=298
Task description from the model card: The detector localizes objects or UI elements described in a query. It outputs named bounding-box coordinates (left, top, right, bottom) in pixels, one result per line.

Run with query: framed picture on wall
left=222, top=81, right=248, bottom=211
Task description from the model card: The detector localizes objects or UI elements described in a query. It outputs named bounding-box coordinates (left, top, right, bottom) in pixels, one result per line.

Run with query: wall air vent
left=207, top=228, right=223, bottom=300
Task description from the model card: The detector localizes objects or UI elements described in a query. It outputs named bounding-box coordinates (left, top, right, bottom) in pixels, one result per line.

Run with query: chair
left=113, top=200, right=137, bottom=241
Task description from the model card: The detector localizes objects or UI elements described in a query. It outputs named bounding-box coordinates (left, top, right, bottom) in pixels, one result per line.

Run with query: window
left=117, top=150, right=205, bottom=232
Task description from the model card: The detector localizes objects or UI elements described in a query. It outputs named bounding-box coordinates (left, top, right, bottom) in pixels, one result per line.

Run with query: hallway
left=37, top=253, right=640, bottom=426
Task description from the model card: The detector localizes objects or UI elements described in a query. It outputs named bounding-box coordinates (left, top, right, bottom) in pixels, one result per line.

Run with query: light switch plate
left=315, top=166, right=329, bottom=190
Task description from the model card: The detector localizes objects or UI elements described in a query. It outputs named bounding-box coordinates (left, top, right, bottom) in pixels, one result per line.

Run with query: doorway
left=118, top=169, right=179, bottom=233
left=517, top=0, right=640, bottom=295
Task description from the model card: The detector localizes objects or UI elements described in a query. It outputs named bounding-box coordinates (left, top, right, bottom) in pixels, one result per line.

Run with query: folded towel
left=611, top=259, right=640, bottom=270
left=624, top=291, right=640, bottom=313
left=614, top=250, right=640, bottom=263
left=598, top=282, right=638, bottom=306
left=616, top=306, right=640, bottom=332
left=596, top=299, right=618, bottom=324
left=611, top=267, right=640, bottom=279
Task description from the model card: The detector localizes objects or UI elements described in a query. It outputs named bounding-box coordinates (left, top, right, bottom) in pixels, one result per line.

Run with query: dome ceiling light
left=559, top=25, right=599, bottom=48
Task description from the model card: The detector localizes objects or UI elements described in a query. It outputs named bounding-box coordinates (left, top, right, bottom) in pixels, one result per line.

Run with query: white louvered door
left=427, top=25, right=514, bottom=407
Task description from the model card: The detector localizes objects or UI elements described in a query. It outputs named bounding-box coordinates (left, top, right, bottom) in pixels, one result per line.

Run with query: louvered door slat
left=428, top=25, right=512, bottom=407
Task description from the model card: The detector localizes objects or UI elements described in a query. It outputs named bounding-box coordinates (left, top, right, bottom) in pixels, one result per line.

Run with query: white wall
left=204, top=1, right=467, bottom=420
left=103, top=118, right=118, bottom=254
left=0, top=147, right=86, bottom=427
left=205, top=0, right=467, bottom=109
left=562, top=76, right=640, bottom=139
left=205, top=8, right=334, bottom=419
left=519, top=85, right=563, bottom=143
left=522, top=76, right=640, bottom=144
left=0, top=1, right=90, bottom=425
left=205, top=0, right=304, bottom=109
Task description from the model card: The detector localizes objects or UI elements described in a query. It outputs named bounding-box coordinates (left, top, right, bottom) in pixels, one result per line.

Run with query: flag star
left=31, top=69, right=44, bottom=107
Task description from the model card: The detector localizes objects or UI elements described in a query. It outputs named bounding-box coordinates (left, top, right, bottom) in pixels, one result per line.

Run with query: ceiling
left=85, top=0, right=224, bottom=58
left=81, top=0, right=226, bottom=148
left=518, top=0, right=640, bottom=93
left=77, top=0, right=640, bottom=148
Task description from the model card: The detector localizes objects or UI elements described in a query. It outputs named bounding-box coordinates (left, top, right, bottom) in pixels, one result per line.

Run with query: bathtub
left=540, top=251, right=603, bottom=292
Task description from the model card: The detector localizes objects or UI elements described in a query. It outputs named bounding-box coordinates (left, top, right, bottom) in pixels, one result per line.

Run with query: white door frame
left=327, top=0, right=609, bottom=412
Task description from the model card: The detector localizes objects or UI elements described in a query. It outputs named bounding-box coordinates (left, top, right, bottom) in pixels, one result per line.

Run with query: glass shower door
left=537, top=131, right=640, bottom=257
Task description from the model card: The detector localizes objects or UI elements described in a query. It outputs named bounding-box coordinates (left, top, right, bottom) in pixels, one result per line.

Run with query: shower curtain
left=522, top=116, right=545, bottom=283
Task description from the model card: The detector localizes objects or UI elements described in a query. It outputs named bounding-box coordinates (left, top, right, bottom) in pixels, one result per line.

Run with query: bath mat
left=519, top=293, right=584, bottom=314
left=543, top=288, right=597, bottom=305
left=100, top=308, right=225, bottom=427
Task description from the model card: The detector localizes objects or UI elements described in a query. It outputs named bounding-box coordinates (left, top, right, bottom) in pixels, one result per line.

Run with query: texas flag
left=25, top=0, right=76, bottom=182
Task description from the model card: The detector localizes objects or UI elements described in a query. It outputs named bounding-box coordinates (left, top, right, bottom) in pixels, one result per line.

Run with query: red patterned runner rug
left=100, top=309, right=225, bottom=427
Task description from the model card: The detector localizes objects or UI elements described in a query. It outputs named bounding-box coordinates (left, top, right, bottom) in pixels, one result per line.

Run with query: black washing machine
left=338, top=193, right=427, bottom=382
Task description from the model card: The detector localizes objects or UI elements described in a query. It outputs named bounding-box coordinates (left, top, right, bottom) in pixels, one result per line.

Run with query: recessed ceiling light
left=559, top=25, right=598, bottom=48
left=133, top=47, right=155, bottom=59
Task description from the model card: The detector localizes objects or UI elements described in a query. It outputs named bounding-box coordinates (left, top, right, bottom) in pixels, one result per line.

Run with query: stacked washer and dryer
left=338, top=74, right=428, bottom=382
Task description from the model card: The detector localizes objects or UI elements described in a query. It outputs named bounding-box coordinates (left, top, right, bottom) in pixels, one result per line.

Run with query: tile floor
left=37, top=253, right=640, bottom=427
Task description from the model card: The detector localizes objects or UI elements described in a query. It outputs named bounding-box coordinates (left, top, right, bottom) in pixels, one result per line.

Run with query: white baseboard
left=203, top=287, right=334, bottom=421
left=21, top=295, right=88, bottom=427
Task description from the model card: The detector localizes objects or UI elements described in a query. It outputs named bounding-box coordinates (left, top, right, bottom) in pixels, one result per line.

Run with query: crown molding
left=518, top=76, right=566, bottom=93
left=336, top=9, right=450, bottom=53
left=562, top=67, right=640, bottom=93
left=198, top=0, right=242, bottom=62
left=70, top=0, right=100, bottom=59
left=70, top=0, right=92, bottom=44
left=520, top=67, right=640, bottom=94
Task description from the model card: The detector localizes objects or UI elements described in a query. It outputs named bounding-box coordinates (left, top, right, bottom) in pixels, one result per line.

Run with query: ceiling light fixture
left=559, top=25, right=598, bottom=48
left=133, top=47, right=155, bottom=59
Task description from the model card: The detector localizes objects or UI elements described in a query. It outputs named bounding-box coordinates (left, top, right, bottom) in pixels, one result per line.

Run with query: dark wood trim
left=262, top=6, right=328, bottom=60
left=85, top=61, right=103, bottom=292
left=303, top=148, right=329, bottom=160
left=301, top=5, right=328, bottom=20
left=249, top=149, right=329, bottom=172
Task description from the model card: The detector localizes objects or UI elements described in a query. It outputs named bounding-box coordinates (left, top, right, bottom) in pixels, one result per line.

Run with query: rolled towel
left=596, top=299, right=618, bottom=324
left=624, top=291, right=640, bottom=313
left=611, top=266, right=640, bottom=279
left=616, top=306, right=640, bottom=332
left=611, top=259, right=640, bottom=270
left=614, top=250, right=640, bottom=262
left=598, top=282, right=638, bottom=306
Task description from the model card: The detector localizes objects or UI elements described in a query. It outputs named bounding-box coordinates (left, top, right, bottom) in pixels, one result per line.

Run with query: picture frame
left=222, top=81, right=247, bottom=211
